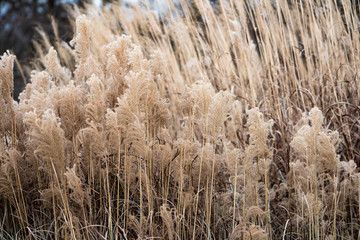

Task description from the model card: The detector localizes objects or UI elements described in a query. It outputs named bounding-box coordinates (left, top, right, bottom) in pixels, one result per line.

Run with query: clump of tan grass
left=1, top=0, right=360, bottom=239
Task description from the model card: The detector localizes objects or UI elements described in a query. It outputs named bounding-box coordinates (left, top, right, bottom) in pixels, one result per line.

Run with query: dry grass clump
left=1, top=0, right=360, bottom=239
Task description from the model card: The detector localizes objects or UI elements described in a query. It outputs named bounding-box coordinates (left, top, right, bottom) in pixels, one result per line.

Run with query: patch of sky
left=93, top=0, right=103, bottom=7
left=91, top=0, right=182, bottom=16
left=0, top=3, right=10, bottom=17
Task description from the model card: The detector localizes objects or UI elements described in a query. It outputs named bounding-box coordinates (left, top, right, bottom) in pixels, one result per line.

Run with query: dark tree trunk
left=48, top=0, right=55, bottom=14
left=32, top=0, right=38, bottom=16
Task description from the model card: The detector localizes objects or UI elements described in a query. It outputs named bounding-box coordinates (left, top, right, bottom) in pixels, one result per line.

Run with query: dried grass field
left=1, top=0, right=360, bottom=239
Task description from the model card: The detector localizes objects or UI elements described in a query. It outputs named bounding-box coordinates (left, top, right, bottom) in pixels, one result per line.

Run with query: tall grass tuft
left=1, top=0, right=360, bottom=239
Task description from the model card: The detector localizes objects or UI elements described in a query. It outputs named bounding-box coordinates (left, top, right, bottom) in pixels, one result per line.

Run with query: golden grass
left=1, top=0, right=360, bottom=239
